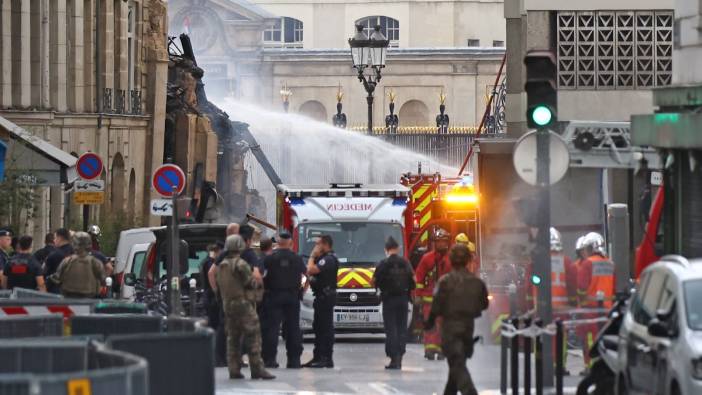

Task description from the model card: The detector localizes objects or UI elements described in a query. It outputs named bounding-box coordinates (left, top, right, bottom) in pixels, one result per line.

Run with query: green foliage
left=0, top=170, right=40, bottom=232
left=96, top=211, right=141, bottom=257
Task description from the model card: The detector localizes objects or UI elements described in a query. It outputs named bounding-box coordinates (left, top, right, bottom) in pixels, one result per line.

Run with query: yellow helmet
left=455, top=233, right=476, bottom=253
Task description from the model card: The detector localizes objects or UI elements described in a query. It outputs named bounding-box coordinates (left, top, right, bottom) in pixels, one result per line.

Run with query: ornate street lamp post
left=348, top=24, right=389, bottom=135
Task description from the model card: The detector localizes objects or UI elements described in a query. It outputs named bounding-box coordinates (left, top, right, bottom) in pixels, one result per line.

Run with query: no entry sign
left=76, top=152, right=104, bottom=180
left=152, top=164, right=186, bottom=197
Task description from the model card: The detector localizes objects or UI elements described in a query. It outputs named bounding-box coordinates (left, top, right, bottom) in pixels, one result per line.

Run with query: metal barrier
left=107, top=318, right=215, bottom=395
left=94, top=300, right=148, bottom=314
left=0, top=314, right=64, bottom=339
left=11, top=287, right=62, bottom=299
left=0, top=339, right=148, bottom=395
left=71, top=314, right=164, bottom=337
left=0, top=290, right=12, bottom=299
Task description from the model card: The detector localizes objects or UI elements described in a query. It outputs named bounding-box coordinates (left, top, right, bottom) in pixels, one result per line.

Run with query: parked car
left=118, top=243, right=150, bottom=300
left=617, top=255, right=702, bottom=395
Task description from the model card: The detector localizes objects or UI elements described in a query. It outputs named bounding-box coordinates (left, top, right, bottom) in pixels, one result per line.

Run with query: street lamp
left=348, top=24, right=389, bottom=135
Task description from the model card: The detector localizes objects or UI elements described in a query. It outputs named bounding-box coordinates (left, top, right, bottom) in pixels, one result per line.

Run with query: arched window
left=264, top=17, right=303, bottom=48
left=356, top=16, right=399, bottom=47
left=399, top=100, right=430, bottom=126
left=299, top=100, right=328, bottom=122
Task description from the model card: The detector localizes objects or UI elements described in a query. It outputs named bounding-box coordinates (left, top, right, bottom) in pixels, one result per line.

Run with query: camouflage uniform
left=430, top=263, right=489, bottom=395
left=216, top=235, right=273, bottom=380
left=54, top=232, right=104, bottom=298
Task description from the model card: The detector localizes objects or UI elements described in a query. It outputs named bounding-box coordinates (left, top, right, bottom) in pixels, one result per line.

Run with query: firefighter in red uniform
left=415, top=229, right=451, bottom=360
left=454, top=233, right=478, bottom=273
left=576, top=232, right=615, bottom=368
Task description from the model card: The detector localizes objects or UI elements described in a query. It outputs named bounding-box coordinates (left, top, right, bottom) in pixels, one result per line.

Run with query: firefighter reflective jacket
left=415, top=250, right=450, bottom=301
left=577, top=255, right=615, bottom=308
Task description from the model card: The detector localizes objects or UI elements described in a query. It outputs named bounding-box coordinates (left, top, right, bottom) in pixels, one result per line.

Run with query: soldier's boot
left=250, top=365, right=276, bottom=380
left=228, top=362, right=244, bottom=380
left=385, top=356, right=401, bottom=370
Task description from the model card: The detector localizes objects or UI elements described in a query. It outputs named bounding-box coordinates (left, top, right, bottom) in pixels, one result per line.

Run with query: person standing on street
left=1, top=235, right=46, bottom=291
left=44, top=228, right=74, bottom=293
left=415, top=229, right=452, bottom=360
left=261, top=231, right=306, bottom=369
left=216, top=234, right=275, bottom=381
left=425, top=244, right=489, bottom=395
left=33, top=233, right=56, bottom=265
left=52, top=232, right=105, bottom=298
left=0, top=229, right=12, bottom=282
left=209, top=223, right=240, bottom=368
left=303, top=235, right=339, bottom=368
left=201, top=243, right=223, bottom=330
left=373, top=236, right=415, bottom=370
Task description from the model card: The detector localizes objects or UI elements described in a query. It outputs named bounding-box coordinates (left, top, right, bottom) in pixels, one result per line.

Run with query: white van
left=119, top=243, right=151, bottom=300
left=114, top=227, right=160, bottom=290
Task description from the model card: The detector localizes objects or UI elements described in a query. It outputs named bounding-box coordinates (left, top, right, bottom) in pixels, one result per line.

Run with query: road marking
left=367, top=382, right=403, bottom=394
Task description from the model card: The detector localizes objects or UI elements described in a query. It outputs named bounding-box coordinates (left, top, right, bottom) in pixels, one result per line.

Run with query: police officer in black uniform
left=303, top=235, right=339, bottom=368
left=2, top=235, right=46, bottom=291
left=261, top=231, right=306, bottom=369
left=373, top=236, right=415, bottom=370
left=0, top=229, right=12, bottom=279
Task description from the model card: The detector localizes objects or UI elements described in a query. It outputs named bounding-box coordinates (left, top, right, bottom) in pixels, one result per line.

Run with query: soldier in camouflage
left=53, top=232, right=105, bottom=298
left=216, top=234, right=275, bottom=381
left=425, top=244, right=489, bottom=395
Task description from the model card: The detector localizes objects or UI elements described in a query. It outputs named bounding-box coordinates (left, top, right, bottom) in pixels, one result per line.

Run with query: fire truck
left=276, top=183, right=411, bottom=331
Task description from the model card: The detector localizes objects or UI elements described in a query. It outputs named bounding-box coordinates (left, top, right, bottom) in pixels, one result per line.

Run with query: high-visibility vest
left=583, top=255, right=615, bottom=308
left=551, top=254, right=569, bottom=308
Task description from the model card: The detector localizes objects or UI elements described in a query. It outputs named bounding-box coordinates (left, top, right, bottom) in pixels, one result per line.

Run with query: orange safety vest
left=583, top=255, right=615, bottom=308
left=551, top=254, right=569, bottom=308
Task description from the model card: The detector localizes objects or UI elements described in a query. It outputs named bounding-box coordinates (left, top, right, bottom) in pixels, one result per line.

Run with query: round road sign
left=76, top=152, right=104, bottom=180
left=152, top=164, right=186, bottom=197
left=513, top=130, right=570, bottom=186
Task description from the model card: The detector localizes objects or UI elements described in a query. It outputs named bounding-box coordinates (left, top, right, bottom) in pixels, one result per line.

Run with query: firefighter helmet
left=549, top=227, right=563, bottom=252
left=575, top=236, right=586, bottom=252
left=455, top=233, right=476, bottom=253
left=435, top=228, right=450, bottom=241
left=87, top=225, right=101, bottom=237
left=583, top=232, right=606, bottom=255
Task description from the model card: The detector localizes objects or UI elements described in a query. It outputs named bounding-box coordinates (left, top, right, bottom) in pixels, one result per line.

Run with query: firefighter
left=569, top=236, right=587, bottom=306
left=549, top=227, right=574, bottom=310
left=415, top=228, right=451, bottom=360
left=454, top=233, right=478, bottom=273
left=577, top=232, right=615, bottom=368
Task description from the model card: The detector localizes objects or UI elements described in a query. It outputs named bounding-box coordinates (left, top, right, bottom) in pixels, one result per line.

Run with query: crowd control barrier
left=11, top=287, right=63, bottom=299
left=0, top=339, right=148, bottom=395
left=68, top=314, right=214, bottom=395
left=0, top=314, right=63, bottom=339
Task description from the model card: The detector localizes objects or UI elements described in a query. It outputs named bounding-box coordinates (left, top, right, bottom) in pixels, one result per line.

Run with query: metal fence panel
left=0, top=314, right=63, bottom=339
left=11, top=288, right=62, bottom=300
left=71, top=314, right=164, bottom=337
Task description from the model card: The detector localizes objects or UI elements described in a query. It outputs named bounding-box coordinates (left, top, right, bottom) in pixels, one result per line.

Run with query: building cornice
left=261, top=47, right=505, bottom=62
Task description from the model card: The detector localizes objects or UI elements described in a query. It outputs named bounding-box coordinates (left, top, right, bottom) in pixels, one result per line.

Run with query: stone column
left=0, top=0, right=12, bottom=107
left=49, top=0, right=67, bottom=111
left=11, top=0, right=30, bottom=107
left=67, top=0, right=84, bottom=111
left=40, top=0, right=50, bottom=109
left=114, top=0, right=128, bottom=112
left=101, top=0, right=114, bottom=111
left=83, top=0, right=94, bottom=112
left=30, top=0, right=40, bottom=104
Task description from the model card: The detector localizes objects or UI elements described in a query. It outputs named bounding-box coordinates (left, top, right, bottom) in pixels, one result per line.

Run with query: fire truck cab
left=276, top=183, right=411, bottom=332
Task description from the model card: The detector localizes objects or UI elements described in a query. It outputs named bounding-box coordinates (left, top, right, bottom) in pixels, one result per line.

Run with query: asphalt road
left=215, top=332, right=585, bottom=394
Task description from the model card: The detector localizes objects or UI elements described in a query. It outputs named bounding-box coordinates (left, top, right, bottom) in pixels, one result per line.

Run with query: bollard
left=500, top=319, right=508, bottom=395
left=510, top=317, right=519, bottom=395
left=555, top=320, right=564, bottom=395
left=534, top=319, right=543, bottom=395
left=523, top=318, right=532, bottom=395
left=189, top=278, right=197, bottom=317
left=105, top=277, right=113, bottom=299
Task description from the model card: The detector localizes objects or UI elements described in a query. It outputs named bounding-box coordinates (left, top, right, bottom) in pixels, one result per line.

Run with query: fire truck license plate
left=336, top=313, right=370, bottom=323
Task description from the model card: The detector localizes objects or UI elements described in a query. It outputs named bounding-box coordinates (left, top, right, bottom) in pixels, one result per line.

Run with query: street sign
left=73, top=191, right=105, bottom=205
left=76, top=152, right=104, bottom=180
left=150, top=199, right=173, bottom=216
left=513, top=130, right=570, bottom=186
left=152, top=164, right=186, bottom=197
left=75, top=180, right=105, bottom=192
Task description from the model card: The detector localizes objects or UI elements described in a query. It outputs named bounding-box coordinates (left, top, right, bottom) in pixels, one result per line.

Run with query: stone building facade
left=167, top=0, right=506, bottom=127
left=0, top=0, right=169, bottom=236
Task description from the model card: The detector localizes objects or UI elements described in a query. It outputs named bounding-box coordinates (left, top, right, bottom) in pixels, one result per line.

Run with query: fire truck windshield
left=298, top=222, right=404, bottom=266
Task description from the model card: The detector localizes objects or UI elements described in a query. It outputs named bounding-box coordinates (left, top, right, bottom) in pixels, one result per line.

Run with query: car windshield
left=685, top=280, right=702, bottom=330
left=298, top=222, right=404, bottom=266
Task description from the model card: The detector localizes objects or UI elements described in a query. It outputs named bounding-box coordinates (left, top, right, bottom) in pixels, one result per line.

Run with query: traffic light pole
left=535, top=126, right=554, bottom=387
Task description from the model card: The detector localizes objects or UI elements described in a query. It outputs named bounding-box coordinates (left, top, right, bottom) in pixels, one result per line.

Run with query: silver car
left=617, top=255, right=702, bottom=395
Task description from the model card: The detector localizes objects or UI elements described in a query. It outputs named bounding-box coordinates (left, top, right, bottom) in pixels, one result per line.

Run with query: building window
left=467, top=39, right=480, bottom=47
left=493, top=40, right=504, bottom=47
left=263, top=17, right=303, bottom=48
left=356, top=16, right=399, bottom=47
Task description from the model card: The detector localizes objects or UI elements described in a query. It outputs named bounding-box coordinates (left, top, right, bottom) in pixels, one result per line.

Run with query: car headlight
left=692, top=358, right=702, bottom=380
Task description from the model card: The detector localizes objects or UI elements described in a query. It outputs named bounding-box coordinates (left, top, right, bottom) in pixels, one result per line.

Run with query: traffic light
left=531, top=273, right=543, bottom=286
left=524, top=50, right=557, bottom=129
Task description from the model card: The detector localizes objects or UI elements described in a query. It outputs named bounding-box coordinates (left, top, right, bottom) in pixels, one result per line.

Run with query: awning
left=0, top=115, right=77, bottom=185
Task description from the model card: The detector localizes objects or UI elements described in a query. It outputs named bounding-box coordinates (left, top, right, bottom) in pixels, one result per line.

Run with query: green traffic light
left=531, top=105, right=553, bottom=127
left=531, top=274, right=542, bottom=286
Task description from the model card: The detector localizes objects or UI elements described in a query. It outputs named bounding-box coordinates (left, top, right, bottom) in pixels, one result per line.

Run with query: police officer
left=52, top=232, right=105, bottom=298
left=2, top=235, right=46, bottom=291
left=303, top=235, right=339, bottom=368
left=373, top=236, right=415, bottom=370
left=216, top=234, right=275, bottom=380
left=44, top=228, right=74, bottom=293
left=261, top=231, right=306, bottom=369
left=0, top=229, right=11, bottom=282
left=425, top=244, right=489, bottom=395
